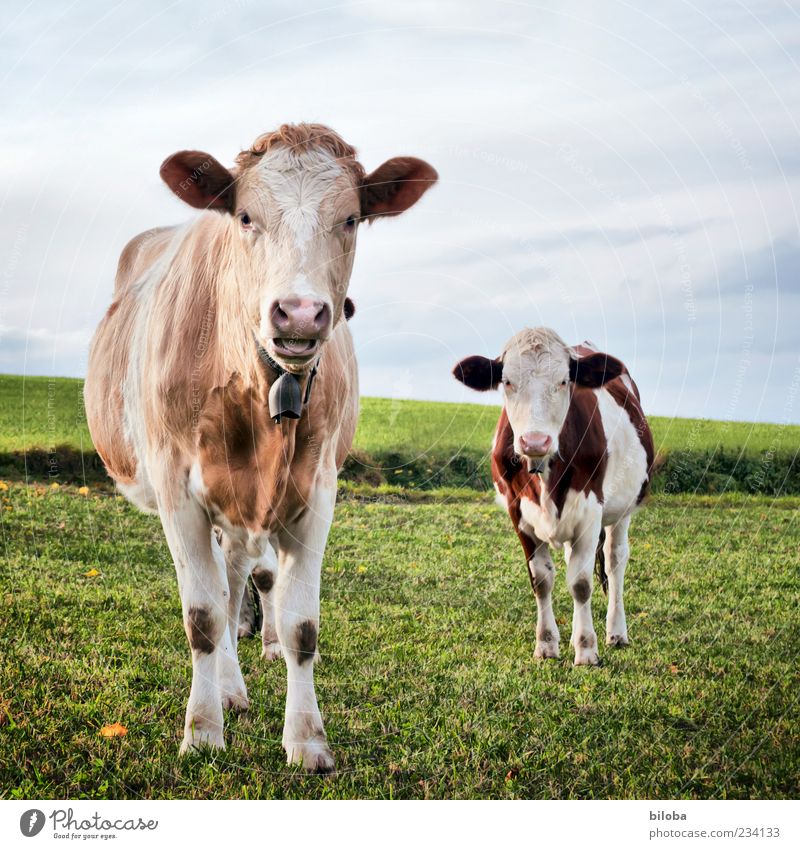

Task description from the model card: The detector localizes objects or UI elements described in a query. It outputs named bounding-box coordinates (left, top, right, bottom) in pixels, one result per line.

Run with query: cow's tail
left=595, top=528, right=608, bottom=596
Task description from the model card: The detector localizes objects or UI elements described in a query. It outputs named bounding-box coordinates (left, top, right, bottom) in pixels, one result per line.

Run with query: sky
left=1, top=0, right=799, bottom=423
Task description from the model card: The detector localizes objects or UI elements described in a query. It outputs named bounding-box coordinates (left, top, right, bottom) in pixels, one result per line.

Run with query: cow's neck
left=254, top=339, right=319, bottom=424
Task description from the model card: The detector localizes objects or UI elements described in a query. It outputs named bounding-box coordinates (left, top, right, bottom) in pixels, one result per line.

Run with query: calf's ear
left=361, top=157, right=438, bottom=221
left=569, top=352, right=625, bottom=387
left=453, top=356, right=503, bottom=391
left=160, top=151, right=236, bottom=213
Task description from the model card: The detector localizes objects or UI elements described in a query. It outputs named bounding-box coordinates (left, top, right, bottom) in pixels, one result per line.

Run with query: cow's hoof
left=261, top=641, right=283, bottom=661
left=285, top=734, right=336, bottom=776
left=222, top=691, right=249, bottom=713
left=606, top=633, right=629, bottom=647
left=534, top=642, right=560, bottom=659
left=180, top=725, right=225, bottom=755
left=573, top=649, right=601, bottom=667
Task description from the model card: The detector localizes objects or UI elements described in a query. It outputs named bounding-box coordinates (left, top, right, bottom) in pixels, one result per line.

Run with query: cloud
left=1, top=0, right=798, bottom=422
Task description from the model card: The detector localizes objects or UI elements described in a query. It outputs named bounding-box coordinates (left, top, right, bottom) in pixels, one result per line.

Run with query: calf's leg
left=566, top=522, right=602, bottom=666
left=159, top=495, right=229, bottom=752
left=604, top=514, right=631, bottom=646
left=252, top=543, right=282, bottom=660
left=275, top=482, right=336, bottom=775
left=529, top=542, right=560, bottom=659
left=217, top=532, right=251, bottom=712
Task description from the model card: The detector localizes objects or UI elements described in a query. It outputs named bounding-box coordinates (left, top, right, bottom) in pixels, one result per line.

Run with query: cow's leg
left=529, top=541, right=559, bottom=659
left=604, top=514, right=632, bottom=647
left=566, top=521, right=602, bottom=666
left=217, top=532, right=251, bottom=712
left=252, top=543, right=282, bottom=661
left=275, top=482, right=336, bottom=775
left=159, top=495, right=228, bottom=753
left=234, top=541, right=281, bottom=658
left=237, top=579, right=257, bottom=639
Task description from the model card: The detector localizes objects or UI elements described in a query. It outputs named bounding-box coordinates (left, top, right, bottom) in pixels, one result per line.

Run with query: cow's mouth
left=270, top=337, right=320, bottom=360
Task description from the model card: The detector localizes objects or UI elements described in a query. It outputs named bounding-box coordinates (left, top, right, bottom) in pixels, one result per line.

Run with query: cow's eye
left=239, top=212, right=253, bottom=230
left=343, top=214, right=357, bottom=231
left=560, top=379, right=568, bottom=386
left=503, top=378, right=513, bottom=390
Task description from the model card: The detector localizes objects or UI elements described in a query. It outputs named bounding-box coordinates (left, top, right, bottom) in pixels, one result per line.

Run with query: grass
left=2, top=374, right=798, bottom=494
left=2, top=374, right=797, bottom=459
left=355, top=396, right=800, bottom=461
left=1, top=482, right=797, bottom=799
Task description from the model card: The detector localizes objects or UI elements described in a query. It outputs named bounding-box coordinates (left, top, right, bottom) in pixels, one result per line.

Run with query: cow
left=84, top=123, right=437, bottom=773
left=453, top=327, right=654, bottom=666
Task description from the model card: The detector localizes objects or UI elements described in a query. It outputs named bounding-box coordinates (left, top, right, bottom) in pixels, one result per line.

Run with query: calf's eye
left=240, top=212, right=253, bottom=229
left=343, top=215, right=357, bottom=231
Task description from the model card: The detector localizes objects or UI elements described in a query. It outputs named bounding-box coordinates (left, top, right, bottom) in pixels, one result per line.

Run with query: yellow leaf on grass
left=84, top=568, right=100, bottom=578
left=50, top=482, right=60, bottom=490
left=356, top=565, right=367, bottom=574
left=0, top=481, right=8, bottom=491
left=78, top=486, right=90, bottom=496
left=99, top=723, right=127, bottom=738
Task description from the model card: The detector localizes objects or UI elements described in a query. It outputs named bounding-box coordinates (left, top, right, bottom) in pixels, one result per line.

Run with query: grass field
left=2, top=374, right=799, bottom=494
left=1, top=482, right=798, bottom=799
left=1, top=374, right=797, bottom=458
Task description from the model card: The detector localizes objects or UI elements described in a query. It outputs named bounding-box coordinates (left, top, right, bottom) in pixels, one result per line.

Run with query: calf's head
left=453, top=327, right=624, bottom=470
left=160, top=123, right=437, bottom=372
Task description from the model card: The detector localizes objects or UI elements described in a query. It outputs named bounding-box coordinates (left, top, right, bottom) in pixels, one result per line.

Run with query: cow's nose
left=270, top=298, right=330, bottom=337
left=519, top=432, right=553, bottom=456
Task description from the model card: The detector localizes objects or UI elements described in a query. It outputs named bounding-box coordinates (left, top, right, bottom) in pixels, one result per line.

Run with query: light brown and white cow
left=84, top=123, right=437, bottom=773
left=453, top=328, right=654, bottom=666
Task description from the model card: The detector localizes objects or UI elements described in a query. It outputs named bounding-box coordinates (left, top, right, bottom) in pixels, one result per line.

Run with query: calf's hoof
left=261, top=641, right=283, bottom=661
left=284, top=734, right=336, bottom=776
left=573, top=633, right=601, bottom=666
left=222, top=691, right=249, bottom=713
left=534, top=642, right=560, bottom=659
left=180, top=723, right=225, bottom=755
left=606, top=633, right=629, bottom=647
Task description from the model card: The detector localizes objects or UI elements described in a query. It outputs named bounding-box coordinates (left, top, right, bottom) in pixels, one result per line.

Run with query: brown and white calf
left=453, top=328, right=654, bottom=665
left=84, top=123, right=436, bottom=772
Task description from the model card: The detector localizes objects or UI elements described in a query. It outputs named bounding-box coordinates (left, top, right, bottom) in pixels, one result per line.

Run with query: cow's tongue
left=278, top=338, right=314, bottom=355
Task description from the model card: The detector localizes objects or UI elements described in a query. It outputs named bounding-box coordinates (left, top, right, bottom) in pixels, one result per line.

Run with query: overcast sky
left=2, top=0, right=799, bottom=423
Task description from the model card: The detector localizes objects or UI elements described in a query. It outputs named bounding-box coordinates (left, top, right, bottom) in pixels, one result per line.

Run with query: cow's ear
left=453, top=355, right=503, bottom=391
left=569, top=352, right=625, bottom=387
left=361, top=157, right=438, bottom=221
left=160, top=151, right=236, bottom=213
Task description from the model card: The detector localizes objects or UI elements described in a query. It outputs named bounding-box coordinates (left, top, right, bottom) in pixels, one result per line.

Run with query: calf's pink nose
left=519, top=432, right=552, bottom=456
left=270, top=298, right=330, bottom=337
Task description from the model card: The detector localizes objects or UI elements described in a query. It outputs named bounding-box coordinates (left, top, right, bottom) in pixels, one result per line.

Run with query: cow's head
left=160, top=123, right=437, bottom=373
left=453, top=328, right=624, bottom=469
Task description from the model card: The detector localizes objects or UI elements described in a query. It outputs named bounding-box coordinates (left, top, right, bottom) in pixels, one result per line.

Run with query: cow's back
left=84, top=227, right=177, bottom=489
left=596, top=372, right=654, bottom=518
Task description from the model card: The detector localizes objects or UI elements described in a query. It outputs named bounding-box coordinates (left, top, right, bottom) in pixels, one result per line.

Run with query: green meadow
left=1, top=375, right=798, bottom=494
left=1, top=483, right=797, bottom=799
left=1, top=373, right=798, bottom=799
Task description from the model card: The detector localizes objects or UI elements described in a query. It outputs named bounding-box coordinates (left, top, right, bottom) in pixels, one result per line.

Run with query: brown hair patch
left=187, top=605, right=216, bottom=654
